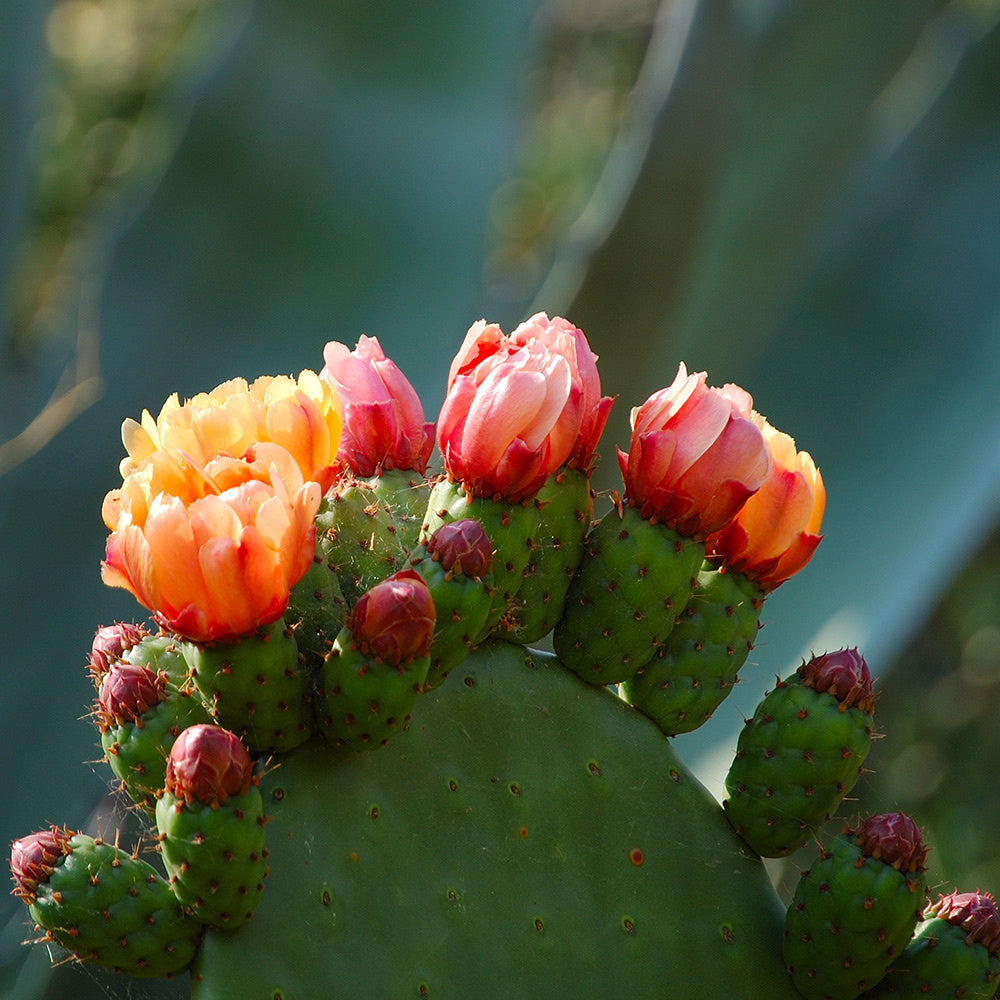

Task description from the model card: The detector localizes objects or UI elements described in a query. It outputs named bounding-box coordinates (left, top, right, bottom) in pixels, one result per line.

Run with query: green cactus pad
left=503, top=468, right=593, bottom=644
left=316, top=624, right=431, bottom=750
left=190, top=642, right=799, bottom=1000
left=553, top=504, right=703, bottom=686
left=101, top=686, right=214, bottom=813
left=284, top=553, right=347, bottom=667
left=622, top=563, right=761, bottom=736
left=123, top=633, right=193, bottom=686
left=27, top=833, right=201, bottom=977
left=422, top=477, right=540, bottom=633
left=723, top=674, right=874, bottom=857
left=185, top=619, right=313, bottom=754
left=783, top=838, right=927, bottom=1000
left=156, top=784, right=268, bottom=929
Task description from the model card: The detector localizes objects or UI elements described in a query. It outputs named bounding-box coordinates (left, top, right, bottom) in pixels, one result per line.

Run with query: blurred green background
left=3, top=1, right=1000, bottom=996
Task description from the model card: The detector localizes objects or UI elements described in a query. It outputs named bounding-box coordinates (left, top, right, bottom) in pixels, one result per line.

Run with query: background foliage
left=2, top=1, right=999, bottom=996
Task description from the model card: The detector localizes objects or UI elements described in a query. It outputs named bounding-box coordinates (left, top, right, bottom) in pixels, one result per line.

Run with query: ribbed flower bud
left=164, top=724, right=252, bottom=807
left=348, top=570, right=436, bottom=666
left=424, top=519, right=493, bottom=579
left=97, top=661, right=166, bottom=727
left=930, top=890, right=1000, bottom=955
left=797, top=648, right=874, bottom=711
left=9, top=827, right=72, bottom=902
left=855, top=812, right=928, bottom=873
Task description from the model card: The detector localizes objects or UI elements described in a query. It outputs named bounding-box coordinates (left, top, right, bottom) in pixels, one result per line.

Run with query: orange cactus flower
left=617, top=363, right=772, bottom=538
left=118, top=370, right=342, bottom=494
left=705, top=417, right=825, bottom=591
left=101, top=445, right=321, bottom=643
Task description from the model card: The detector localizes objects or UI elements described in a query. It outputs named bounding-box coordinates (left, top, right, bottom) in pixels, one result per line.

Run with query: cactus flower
left=617, top=364, right=771, bottom=538
left=424, top=519, right=493, bottom=579
left=320, top=335, right=434, bottom=476
left=438, top=314, right=607, bottom=501
left=164, top=723, right=252, bottom=807
left=348, top=569, right=436, bottom=666
left=117, top=370, right=342, bottom=494
left=102, top=447, right=320, bottom=643
left=9, top=827, right=72, bottom=903
left=705, top=416, right=824, bottom=590
left=855, top=811, right=928, bottom=872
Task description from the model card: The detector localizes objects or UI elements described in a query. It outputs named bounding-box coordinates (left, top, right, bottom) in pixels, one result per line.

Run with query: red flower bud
left=10, top=826, right=72, bottom=902
left=425, top=519, right=493, bottom=579
left=164, top=724, right=252, bottom=807
left=98, top=661, right=166, bottom=727
left=855, top=812, right=927, bottom=872
left=348, top=570, right=436, bottom=666
left=929, top=890, right=1000, bottom=956
left=88, top=622, right=150, bottom=680
left=797, top=648, right=874, bottom=711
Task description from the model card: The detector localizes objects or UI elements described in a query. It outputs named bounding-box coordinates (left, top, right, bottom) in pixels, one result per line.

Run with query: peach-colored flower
left=438, top=315, right=608, bottom=501
left=705, top=417, right=824, bottom=591
left=321, top=335, right=434, bottom=476
left=617, top=363, right=771, bottom=537
left=101, top=447, right=320, bottom=643
left=118, top=371, right=342, bottom=494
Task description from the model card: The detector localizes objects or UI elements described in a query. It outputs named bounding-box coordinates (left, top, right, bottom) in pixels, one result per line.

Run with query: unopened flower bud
left=425, top=519, right=493, bottom=579
left=929, top=890, right=1000, bottom=955
left=98, top=661, right=166, bottom=726
left=9, top=827, right=72, bottom=902
left=88, top=622, right=150, bottom=681
left=164, top=724, right=252, bottom=807
left=348, top=570, right=436, bottom=666
left=797, top=648, right=874, bottom=711
left=855, top=811, right=927, bottom=872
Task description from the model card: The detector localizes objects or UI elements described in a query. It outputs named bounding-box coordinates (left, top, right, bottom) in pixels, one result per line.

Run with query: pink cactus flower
left=321, top=335, right=434, bottom=476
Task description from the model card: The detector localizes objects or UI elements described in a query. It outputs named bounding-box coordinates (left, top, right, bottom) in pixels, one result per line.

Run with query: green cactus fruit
left=317, top=569, right=435, bottom=749
left=783, top=812, right=929, bottom=1000
left=422, top=475, right=540, bottom=632
left=552, top=503, right=703, bottom=686
left=723, top=648, right=876, bottom=857
left=862, top=890, right=1000, bottom=999
left=409, top=518, right=494, bottom=689
left=11, top=827, right=201, bottom=977
left=155, top=724, right=268, bottom=929
left=87, top=621, right=150, bottom=687
left=96, top=657, right=213, bottom=813
left=503, top=467, right=594, bottom=644
left=185, top=618, right=313, bottom=753
left=284, top=551, right=347, bottom=668
left=123, top=632, right=196, bottom=686
left=315, top=472, right=419, bottom=607
left=190, top=641, right=801, bottom=1000
left=621, top=561, right=762, bottom=736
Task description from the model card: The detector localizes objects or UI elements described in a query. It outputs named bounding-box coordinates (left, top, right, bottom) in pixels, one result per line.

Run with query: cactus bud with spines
left=11, top=827, right=202, bottom=976
left=723, top=648, right=876, bottom=857
left=184, top=617, right=313, bottom=753
left=95, top=656, right=213, bottom=813
left=783, top=811, right=929, bottom=1000
left=155, top=724, right=268, bottom=929
left=87, top=621, right=150, bottom=685
left=410, top=518, right=494, bottom=688
left=863, top=890, right=1000, bottom=999
left=317, top=569, right=435, bottom=749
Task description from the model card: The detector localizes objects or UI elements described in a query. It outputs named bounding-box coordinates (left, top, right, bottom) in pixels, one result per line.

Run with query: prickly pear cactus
left=10, top=319, right=995, bottom=1000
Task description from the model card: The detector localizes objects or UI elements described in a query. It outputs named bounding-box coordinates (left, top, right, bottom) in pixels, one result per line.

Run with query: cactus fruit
left=553, top=503, right=703, bottom=686
left=409, top=518, right=494, bottom=688
left=96, top=657, right=213, bottom=812
left=723, top=648, right=876, bottom=857
left=422, top=476, right=540, bottom=632
left=184, top=618, right=313, bottom=753
left=503, top=467, right=594, bottom=643
left=783, top=811, right=929, bottom=1000
left=621, top=561, right=762, bottom=736
left=190, top=642, right=801, bottom=999
left=155, top=724, right=268, bottom=929
left=316, top=569, right=436, bottom=750
left=11, top=827, right=201, bottom=977
left=862, top=890, right=1000, bottom=999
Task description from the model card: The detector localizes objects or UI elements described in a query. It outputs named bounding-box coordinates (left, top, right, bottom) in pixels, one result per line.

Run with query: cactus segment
left=723, top=650, right=876, bottom=857
left=284, top=552, right=347, bottom=667
left=20, top=831, right=201, bottom=977
left=553, top=504, right=703, bottom=686
left=783, top=814, right=928, bottom=1000
left=122, top=633, right=194, bottom=687
left=191, top=642, right=801, bottom=1000
left=863, top=890, right=1000, bottom=999
left=422, top=476, right=539, bottom=632
left=621, top=562, right=761, bottom=736
left=185, top=618, right=313, bottom=753
left=503, top=467, right=594, bottom=644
